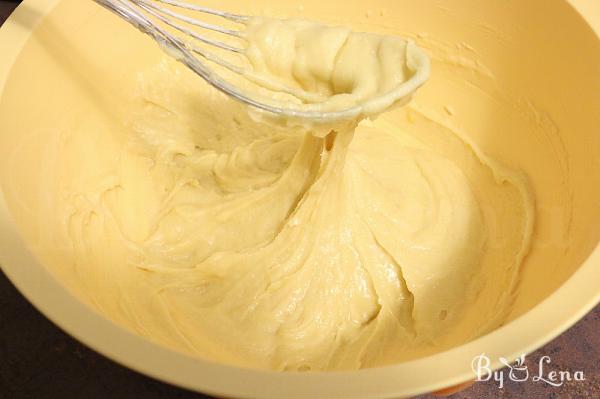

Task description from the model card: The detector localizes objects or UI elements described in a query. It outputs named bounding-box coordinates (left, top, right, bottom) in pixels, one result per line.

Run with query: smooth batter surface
left=46, top=16, right=533, bottom=371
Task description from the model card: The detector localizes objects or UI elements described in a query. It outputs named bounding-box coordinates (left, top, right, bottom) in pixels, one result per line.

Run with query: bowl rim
left=1, top=0, right=599, bottom=398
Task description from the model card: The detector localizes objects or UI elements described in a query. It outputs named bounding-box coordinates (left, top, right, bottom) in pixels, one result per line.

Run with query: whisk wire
left=153, top=0, right=249, bottom=23
left=131, top=0, right=245, bottom=53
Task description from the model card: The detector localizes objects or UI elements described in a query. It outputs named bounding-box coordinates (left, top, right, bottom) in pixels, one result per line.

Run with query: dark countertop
left=0, top=2, right=598, bottom=398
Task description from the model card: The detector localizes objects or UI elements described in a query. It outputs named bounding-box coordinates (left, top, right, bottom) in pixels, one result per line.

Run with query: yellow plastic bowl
left=1, top=0, right=599, bottom=397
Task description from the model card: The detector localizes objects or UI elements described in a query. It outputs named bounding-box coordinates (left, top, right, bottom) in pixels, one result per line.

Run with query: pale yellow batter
left=242, top=17, right=428, bottom=116
left=43, top=16, right=533, bottom=371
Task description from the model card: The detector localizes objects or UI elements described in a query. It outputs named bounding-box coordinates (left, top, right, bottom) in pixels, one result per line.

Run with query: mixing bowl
left=1, top=0, right=599, bottom=397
